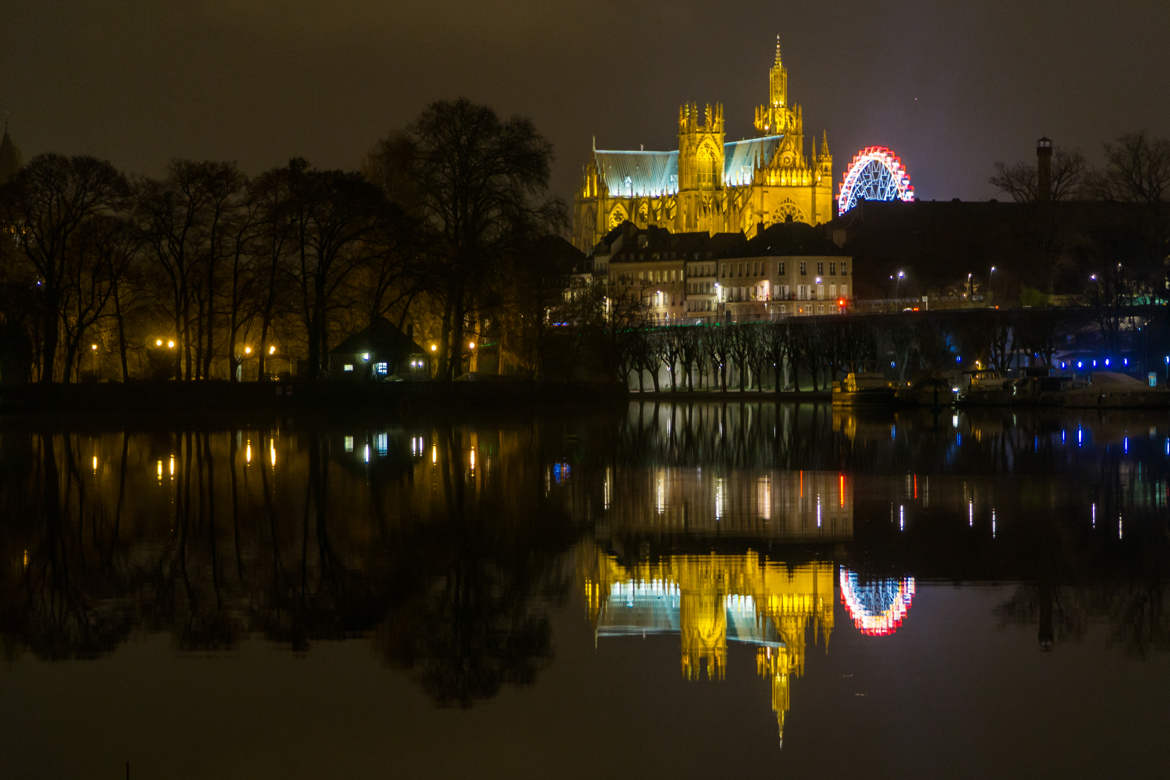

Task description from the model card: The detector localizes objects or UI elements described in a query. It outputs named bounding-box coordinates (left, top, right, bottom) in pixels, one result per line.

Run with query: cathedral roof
left=594, top=135, right=783, bottom=197
left=593, top=149, right=678, bottom=199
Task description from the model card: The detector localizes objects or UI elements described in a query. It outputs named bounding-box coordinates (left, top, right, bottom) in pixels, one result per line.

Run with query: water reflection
left=583, top=547, right=834, bottom=744
left=0, top=424, right=581, bottom=707
left=2, top=404, right=1170, bottom=771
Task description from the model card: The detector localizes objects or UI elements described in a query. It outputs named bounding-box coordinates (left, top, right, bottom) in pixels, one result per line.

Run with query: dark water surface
left=2, top=403, right=1168, bottom=778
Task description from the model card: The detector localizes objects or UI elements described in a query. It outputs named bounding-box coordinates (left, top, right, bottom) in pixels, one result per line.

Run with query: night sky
left=3, top=1, right=1168, bottom=204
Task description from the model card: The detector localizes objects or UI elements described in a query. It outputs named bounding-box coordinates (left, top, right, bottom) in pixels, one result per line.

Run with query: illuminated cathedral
left=572, top=37, right=834, bottom=253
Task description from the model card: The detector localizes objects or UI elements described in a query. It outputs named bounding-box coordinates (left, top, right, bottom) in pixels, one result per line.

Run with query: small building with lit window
left=329, top=318, right=429, bottom=380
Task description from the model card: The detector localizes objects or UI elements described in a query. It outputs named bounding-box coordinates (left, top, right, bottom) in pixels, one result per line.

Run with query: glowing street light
left=243, top=345, right=253, bottom=356
left=155, top=338, right=163, bottom=347
left=429, top=343, right=438, bottom=353
left=468, top=341, right=476, bottom=351
left=166, top=340, right=175, bottom=349
left=268, top=345, right=276, bottom=355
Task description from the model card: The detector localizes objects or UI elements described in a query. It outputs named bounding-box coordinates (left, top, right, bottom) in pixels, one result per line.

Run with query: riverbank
left=0, top=379, right=629, bottom=424
left=630, top=389, right=832, bottom=401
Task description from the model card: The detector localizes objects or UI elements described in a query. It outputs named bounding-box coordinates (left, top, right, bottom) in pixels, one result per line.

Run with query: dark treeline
left=0, top=99, right=569, bottom=385
left=609, top=306, right=1170, bottom=393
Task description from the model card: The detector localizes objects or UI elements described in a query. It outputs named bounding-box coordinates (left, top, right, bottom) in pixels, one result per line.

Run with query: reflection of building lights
left=269, top=441, right=277, bottom=468
left=655, top=470, right=666, bottom=515
left=838, top=473, right=845, bottom=509
left=991, top=508, right=997, bottom=539
left=816, top=494, right=822, bottom=527
left=431, top=443, right=437, bottom=465
left=758, top=476, right=772, bottom=521
left=23, top=549, right=29, bottom=568
left=245, top=441, right=252, bottom=464
left=363, top=444, right=370, bottom=464
left=714, top=477, right=725, bottom=521
left=91, top=455, right=98, bottom=474
left=344, top=436, right=354, bottom=453
left=1091, top=502, right=1096, bottom=528
left=968, top=500, right=974, bottom=527
left=469, top=448, right=476, bottom=473
left=603, top=467, right=612, bottom=511
left=156, top=460, right=163, bottom=481
left=898, top=504, right=904, bottom=531
left=168, top=454, right=175, bottom=478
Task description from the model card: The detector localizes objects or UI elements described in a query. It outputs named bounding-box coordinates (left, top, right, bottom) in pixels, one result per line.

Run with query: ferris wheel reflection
left=839, top=567, right=917, bottom=637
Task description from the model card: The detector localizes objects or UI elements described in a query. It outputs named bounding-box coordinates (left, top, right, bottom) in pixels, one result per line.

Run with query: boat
left=832, top=372, right=898, bottom=406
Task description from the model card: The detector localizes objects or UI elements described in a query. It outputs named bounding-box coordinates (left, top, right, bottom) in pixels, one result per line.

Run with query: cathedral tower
left=677, top=102, right=725, bottom=231
left=754, top=36, right=790, bottom=135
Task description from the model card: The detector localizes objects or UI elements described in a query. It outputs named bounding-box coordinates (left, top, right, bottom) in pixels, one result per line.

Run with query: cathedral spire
left=0, top=116, right=22, bottom=185
left=820, top=130, right=830, bottom=157
left=774, top=34, right=782, bottom=65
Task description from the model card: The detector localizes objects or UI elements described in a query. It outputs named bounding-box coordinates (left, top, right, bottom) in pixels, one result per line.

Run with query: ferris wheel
left=837, top=146, right=916, bottom=216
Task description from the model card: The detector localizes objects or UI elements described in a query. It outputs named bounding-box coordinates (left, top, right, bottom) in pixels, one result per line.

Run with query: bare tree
left=370, top=99, right=562, bottom=381
left=1089, top=132, right=1170, bottom=204
left=989, top=149, right=1088, bottom=202
left=0, top=154, right=127, bottom=382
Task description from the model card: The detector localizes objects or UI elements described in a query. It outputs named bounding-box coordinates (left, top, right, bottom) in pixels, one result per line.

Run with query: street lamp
left=987, top=266, right=997, bottom=301
left=243, top=345, right=253, bottom=356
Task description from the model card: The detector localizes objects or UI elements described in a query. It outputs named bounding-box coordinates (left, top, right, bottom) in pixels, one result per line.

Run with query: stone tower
left=0, top=122, right=22, bottom=184
left=677, top=102, right=725, bottom=231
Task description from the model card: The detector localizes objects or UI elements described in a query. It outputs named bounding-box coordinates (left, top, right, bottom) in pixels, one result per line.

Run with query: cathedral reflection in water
left=581, top=466, right=915, bottom=745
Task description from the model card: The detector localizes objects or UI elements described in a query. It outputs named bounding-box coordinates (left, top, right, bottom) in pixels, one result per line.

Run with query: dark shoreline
left=0, top=379, right=629, bottom=427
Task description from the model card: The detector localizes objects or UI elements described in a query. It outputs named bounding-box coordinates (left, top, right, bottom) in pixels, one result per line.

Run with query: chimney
left=1037, top=137, right=1053, bottom=202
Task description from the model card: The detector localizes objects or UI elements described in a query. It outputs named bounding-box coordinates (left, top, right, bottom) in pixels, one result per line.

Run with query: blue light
left=956, top=356, right=962, bottom=363
left=1077, top=361, right=1083, bottom=369
left=890, top=360, right=897, bottom=368
left=1123, top=437, right=1128, bottom=454
left=1092, top=359, right=1098, bottom=367
left=1060, top=361, right=1067, bottom=369
left=1077, top=427, right=1083, bottom=447
left=1104, top=358, right=1110, bottom=367
left=1123, top=358, right=1129, bottom=367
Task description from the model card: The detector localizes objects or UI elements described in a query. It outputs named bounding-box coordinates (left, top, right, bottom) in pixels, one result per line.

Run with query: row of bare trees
left=605, top=305, right=1170, bottom=392
left=0, top=99, right=565, bottom=384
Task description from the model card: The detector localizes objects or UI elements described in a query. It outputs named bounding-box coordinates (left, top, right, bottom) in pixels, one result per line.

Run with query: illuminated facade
left=582, top=549, right=835, bottom=744
left=573, top=37, right=834, bottom=253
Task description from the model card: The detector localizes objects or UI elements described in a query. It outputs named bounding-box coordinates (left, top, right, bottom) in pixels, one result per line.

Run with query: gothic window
left=817, top=262, right=824, bottom=275
left=609, top=205, right=628, bottom=229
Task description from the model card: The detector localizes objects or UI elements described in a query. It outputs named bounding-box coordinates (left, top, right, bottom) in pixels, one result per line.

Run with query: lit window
left=343, top=363, right=354, bottom=372
left=374, top=362, right=389, bottom=376
left=344, top=436, right=354, bottom=452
